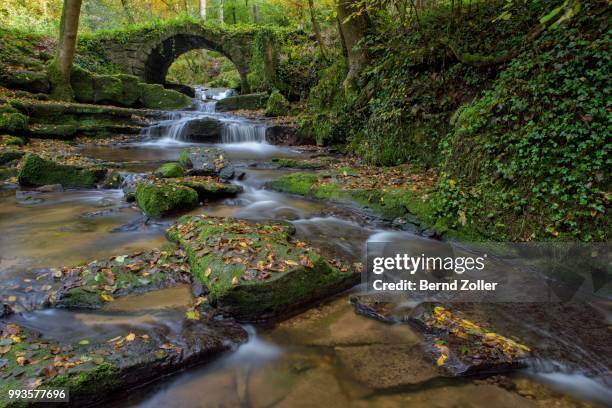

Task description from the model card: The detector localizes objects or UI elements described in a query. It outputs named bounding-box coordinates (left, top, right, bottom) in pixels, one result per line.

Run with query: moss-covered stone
left=215, top=93, right=268, bottom=111
left=178, top=176, right=243, bottom=200
left=139, top=83, right=192, bottom=110
left=265, top=90, right=290, bottom=117
left=0, top=108, right=28, bottom=133
left=0, top=149, right=24, bottom=165
left=135, top=180, right=199, bottom=218
left=167, top=215, right=358, bottom=320
left=70, top=65, right=191, bottom=109
left=0, top=68, right=50, bottom=94
left=53, top=247, right=191, bottom=309
left=17, top=154, right=106, bottom=188
left=155, top=162, right=186, bottom=178
left=1, top=135, right=26, bottom=146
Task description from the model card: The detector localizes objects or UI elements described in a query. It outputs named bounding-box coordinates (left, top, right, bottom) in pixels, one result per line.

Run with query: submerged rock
left=17, top=154, right=106, bottom=188
left=53, top=246, right=192, bottom=309
left=167, top=215, right=359, bottom=321
left=0, top=316, right=246, bottom=407
left=135, top=179, right=199, bottom=218
left=335, top=344, right=441, bottom=389
left=350, top=295, right=532, bottom=377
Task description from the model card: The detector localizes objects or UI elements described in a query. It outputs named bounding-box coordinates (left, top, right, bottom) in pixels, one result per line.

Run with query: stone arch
left=97, top=22, right=257, bottom=92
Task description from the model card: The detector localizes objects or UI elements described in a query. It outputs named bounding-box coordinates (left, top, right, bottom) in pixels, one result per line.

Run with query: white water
left=140, top=86, right=268, bottom=145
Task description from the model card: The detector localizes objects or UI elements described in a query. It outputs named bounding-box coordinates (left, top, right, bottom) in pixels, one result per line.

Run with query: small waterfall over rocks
left=141, top=86, right=267, bottom=144
left=222, top=122, right=267, bottom=143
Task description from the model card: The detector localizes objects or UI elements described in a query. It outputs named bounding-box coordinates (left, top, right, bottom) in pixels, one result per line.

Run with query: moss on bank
left=17, top=154, right=106, bottom=188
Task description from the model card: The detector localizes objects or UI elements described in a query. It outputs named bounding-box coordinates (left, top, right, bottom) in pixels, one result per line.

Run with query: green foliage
left=437, top=3, right=611, bottom=241
left=155, top=162, right=186, bottom=178
left=265, top=89, right=290, bottom=116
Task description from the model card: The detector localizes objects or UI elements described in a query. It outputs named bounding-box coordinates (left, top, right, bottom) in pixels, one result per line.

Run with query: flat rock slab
left=17, top=154, right=106, bottom=188
left=0, top=317, right=247, bottom=407
left=335, top=344, right=442, bottom=389
left=350, top=294, right=532, bottom=377
left=167, top=215, right=359, bottom=321
left=184, top=146, right=235, bottom=180
left=52, top=246, right=192, bottom=309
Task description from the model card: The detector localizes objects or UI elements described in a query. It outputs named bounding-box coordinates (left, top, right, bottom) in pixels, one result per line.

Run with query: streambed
left=1, top=88, right=609, bottom=407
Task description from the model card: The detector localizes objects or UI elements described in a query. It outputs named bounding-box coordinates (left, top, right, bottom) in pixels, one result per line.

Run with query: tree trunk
left=232, top=6, right=237, bottom=24
left=120, top=0, right=135, bottom=24
left=199, top=0, right=207, bottom=20
left=252, top=4, right=260, bottom=23
left=336, top=0, right=371, bottom=91
left=219, top=0, right=224, bottom=24
left=50, top=0, right=83, bottom=100
left=307, top=0, right=327, bottom=60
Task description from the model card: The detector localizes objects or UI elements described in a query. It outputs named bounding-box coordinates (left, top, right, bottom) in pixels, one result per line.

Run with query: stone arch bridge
left=95, top=21, right=274, bottom=92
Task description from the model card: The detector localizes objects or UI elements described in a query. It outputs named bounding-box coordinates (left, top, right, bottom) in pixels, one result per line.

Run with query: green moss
left=215, top=93, right=268, bottom=111
left=179, top=178, right=243, bottom=200
left=46, top=363, right=119, bottom=394
left=167, top=215, right=357, bottom=320
left=56, top=287, right=103, bottom=309
left=1, top=135, right=26, bottom=146
left=265, top=90, right=290, bottom=117
left=0, top=110, right=28, bottom=133
left=267, top=172, right=319, bottom=196
left=135, top=181, right=199, bottom=218
left=17, top=154, right=106, bottom=188
left=139, top=83, right=192, bottom=110
left=178, top=148, right=192, bottom=167
left=156, top=162, right=186, bottom=178
left=271, top=158, right=327, bottom=170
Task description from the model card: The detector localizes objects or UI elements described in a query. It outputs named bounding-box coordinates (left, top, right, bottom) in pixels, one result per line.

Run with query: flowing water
left=2, top=88, right=610, bottom=407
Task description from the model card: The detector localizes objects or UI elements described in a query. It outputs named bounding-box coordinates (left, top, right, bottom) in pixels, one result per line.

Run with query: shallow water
left=3, top=88, right=610, bottom=407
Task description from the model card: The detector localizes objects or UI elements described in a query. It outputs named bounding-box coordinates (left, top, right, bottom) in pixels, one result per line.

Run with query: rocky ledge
left=167, top=215, right=360, bottom=321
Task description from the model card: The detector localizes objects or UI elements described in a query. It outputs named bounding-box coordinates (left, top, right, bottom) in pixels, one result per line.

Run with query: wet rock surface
left=167, top=215, right=360, bottom=321
left=0, top=315, right=247, bottom=407
left=17, top=154, right=107, bottom=188
left=52, top=246, right=192, bottom=309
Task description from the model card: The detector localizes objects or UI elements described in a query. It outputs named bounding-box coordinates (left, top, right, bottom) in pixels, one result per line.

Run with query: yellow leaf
left=448, top=179, right=456, bottom=188
left=7, top=296, right=16, bottom=302
left=204, top=267, right=212, bottom=277
left=285, top=259, right=298, bottom=266
left=16, top=356, right=27, bottom=366
left=458, top=210, right=467, bottom=226
left=125, top=333, right=136, bottom=342
left=231, top=276, right=239, bottom=285
left=437, top=354, right=447, bottom=366
left=79, top=339, right=89, bottom=345
left=100, top=292, right=114, bottom=302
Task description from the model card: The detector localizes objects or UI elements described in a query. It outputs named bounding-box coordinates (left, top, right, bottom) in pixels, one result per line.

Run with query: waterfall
left=222, top=122, right=267, bottom=143
left=194, top=87, right=217, bottom=112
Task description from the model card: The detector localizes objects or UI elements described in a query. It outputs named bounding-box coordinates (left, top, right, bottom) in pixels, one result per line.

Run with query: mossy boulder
left=178, top=176, right=243, bottom=200
left=0, top=104, right=28, bottom=133
left=1, top=135, right=26, bottom=146
left=70, top=66, right=191, bottom=110
left=265, top=90, right=290, bottom=117
left=0, top=315, right=246, bottom=407
left=155, top=162, right=186, bottom=178
left=17, top=154, right=106, bottom=188
left=0, top=68, right=50, bottom=94
left=135, top=180, right=199, bottom=218
left=215, top=93, right=268, bottom=111
left=53, top=247, right=191, bottom=309
left=167, top=215, right=359, bottom=320
left=139, top=83, right=192, bottom=110
left=0, top=149, right=24, bottom=165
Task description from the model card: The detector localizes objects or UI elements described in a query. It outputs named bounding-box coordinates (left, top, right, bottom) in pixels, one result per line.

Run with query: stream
left=1, top=87, right=610, bottom=407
